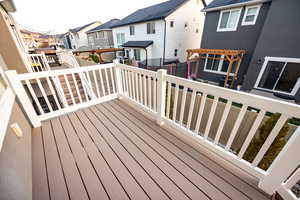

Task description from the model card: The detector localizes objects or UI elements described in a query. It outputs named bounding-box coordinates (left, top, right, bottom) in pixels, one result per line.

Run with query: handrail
left=6, top=63, right=300, bottom=197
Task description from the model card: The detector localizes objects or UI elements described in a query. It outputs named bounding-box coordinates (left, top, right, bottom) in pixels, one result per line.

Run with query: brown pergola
left=186, top=48, right=246, bottom=87
left=73, top=48, right=124, bottom=64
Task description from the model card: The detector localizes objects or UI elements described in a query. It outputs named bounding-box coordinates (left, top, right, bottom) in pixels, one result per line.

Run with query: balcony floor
left=32, top=100, right=270, bottom=200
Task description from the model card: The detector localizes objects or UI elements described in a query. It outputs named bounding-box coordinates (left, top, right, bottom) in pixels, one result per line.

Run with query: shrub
left=242, top=113, right=290, bottom=170
left=89, top=54, right=100, bottom=63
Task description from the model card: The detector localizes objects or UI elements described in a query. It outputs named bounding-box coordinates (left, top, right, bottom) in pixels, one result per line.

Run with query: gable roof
left=86, top=19, right=120, bottom=33
left=203, top=0, right=271, bottom=12
left=70, top=21, right=100, bottom=33
left=111, top=0, right=196, bottom=28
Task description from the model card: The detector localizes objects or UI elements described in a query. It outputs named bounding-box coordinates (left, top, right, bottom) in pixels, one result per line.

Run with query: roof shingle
left=86, top=19, right=120, bottom=33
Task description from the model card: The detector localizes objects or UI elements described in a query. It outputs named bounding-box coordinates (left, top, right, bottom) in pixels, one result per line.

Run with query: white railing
left=5, top=63, right=300, bottom=197
left=27, top=52, right=51, bottom=72
left=57, top=50, right=79, bottom=67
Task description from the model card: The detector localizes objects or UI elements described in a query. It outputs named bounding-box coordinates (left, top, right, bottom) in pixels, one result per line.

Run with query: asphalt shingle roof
left=111, top=0, right=187, bottom=28
left=205, top=0, right=262, bottom=10
left=122, top=41, right=154, bottom=48
left=86, top=19, right=120, bottom=33
left=70, top=21, right=99, bottom=33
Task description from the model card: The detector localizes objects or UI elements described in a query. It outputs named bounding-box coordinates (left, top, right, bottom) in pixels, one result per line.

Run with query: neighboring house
left=199, top=0, right=300, bottom=102
left=63, top=21, right=101, bottom=50
left=111, top=0, right=206, bottom=64
left=86, top=19, right=120, bottom=49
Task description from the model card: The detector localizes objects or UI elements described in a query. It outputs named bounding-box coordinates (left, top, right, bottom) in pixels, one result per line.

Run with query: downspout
left=163, top=19, right=167, bottom=65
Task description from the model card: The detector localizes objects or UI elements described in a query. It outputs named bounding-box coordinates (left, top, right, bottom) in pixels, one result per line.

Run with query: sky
left=12, top=0, right=212, bottom=34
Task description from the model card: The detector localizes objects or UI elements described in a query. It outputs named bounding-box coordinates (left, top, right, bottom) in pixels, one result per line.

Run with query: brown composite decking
left=32, top=100, right=271, bottom=200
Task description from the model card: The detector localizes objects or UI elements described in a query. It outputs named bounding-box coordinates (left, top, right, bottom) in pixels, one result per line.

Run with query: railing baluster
left=126, top=70, right=131, bottom=98
left=139, top=74, right=143, bottom=104
left=121, top=70, right=126, bottom=94
left=98, top=69, right=106, bottom=97
left=252, top=114, right=289, bottom=167
left=131, top=71, right=136, bottom=100
left=204, top=96, right=219, bottom=139
left=71, top=73, right=82, bottom=104
left=238, top=109, right=266, bottom=158
left=195, top=93, right=207, bottom=134
left=143, top=75, right=147, bottom=106
left=25, top=79, right=44, bottom=115
left=125, top=70, right=130, bottom=97
left=179, top=87, right=188, bottom=126
left=110, top=68, right=116, bottom=93
left=104, top=68, right=111, bottom=95
left=187, top=90, right=197, bottom=130
left=92, top=70, right=100, bottom=98
left=166, top=82, right=172, bottom=119
left=172, top=84, right=179, bottom=122
left=214, top=100, right=232, bottom=145
left=148, top=76, right=152, bottom=109
left=225, top=104, right=248, bottom=150
left=46, top=76, right=62, bottom=110
left=36, top=78, right=53, bottom=112
left=135, top=72, right=139, bottom=103
left=153, top=77, right=157, bottom=112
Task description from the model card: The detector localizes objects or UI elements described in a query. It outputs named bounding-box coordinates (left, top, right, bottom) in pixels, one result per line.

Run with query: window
left=255, top=57, right=300, bottom=95
left=242, top=5, right=261, bottom=26
left=116, top=33, right=125, bottom=45
left=170, top=21, right=174, bottom=28
left=134, top=49, right=141, bottom=61
left=129, top=25, right=135, bottom=35
left=147, top=22, right=155, bottom=34
left=95, top=32, right=98, bottom=38
left=204, top=54, right=236, bottom=75
left=88, top=36, right=95, bottom=46
left=98, top=32, right=105, bottom=38
left=217, top=8, right=242, bottom=32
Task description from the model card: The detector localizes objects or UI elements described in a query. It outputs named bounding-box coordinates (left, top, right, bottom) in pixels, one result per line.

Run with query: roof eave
left=0, top=0, right=16, bottom=12
left=86, top=29, right=112, bottom=34
left=202, top=0, right=271, bottom=12
left=111, top=17, right=165, bottom=29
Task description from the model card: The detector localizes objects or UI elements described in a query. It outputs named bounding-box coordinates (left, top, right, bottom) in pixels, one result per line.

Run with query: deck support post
left=114, top=60, right=123, bottom=98
left=156, top=69, right=167, bottom=126
left=258, top=126, right=300, bottom=195
left=5, top=70, right=41, bottom=128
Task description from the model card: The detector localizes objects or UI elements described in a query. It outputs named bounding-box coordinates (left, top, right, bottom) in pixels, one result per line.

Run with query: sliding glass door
left=255, top=57, right=300, bottom=95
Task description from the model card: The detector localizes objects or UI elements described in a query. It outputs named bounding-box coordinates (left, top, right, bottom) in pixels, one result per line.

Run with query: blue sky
left=12, top=0, right=211, bottom=34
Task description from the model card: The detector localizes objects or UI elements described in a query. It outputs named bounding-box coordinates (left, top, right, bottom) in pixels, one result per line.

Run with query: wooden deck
left=32, top=100, right=270, bottom=200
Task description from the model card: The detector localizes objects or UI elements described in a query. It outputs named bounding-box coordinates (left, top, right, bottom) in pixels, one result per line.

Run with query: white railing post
left=156, top=69, right=167, bottom=126
left=114, top=60, right=123, bottom=97
left=41, top=52, right=51, bottom=71
left=5, top=70, right=41, bottom=128
left=258, top=126, right=300, bottom=195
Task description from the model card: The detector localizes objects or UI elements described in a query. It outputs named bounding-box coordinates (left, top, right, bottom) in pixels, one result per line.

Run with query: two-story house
left=111, top=0, right=206, bottom=64
left=199, top=0, right=300, bottom=103
left=63, top=21, right=101, bottom=50
left=86, top=19, right=120, bottom=49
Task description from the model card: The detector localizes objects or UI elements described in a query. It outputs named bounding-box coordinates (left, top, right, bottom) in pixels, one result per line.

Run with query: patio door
left=255, top=57, right=300, bottom=95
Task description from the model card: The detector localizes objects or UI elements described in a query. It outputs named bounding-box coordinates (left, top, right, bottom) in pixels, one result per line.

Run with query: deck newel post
left=5, top=70, right=41, bottom=128
left=258, top=126, right=300, bottom=195
left=156, top=69, right=167, bottom=126
left=114, top=60, right=123, bottom=98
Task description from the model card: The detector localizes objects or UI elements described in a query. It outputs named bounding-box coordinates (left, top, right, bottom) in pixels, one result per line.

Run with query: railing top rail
left=117, top=64, right=157, bottom=77
left=16, top=63, right=115, bottom=80
left=165, top=74, right=300, bottom=118
left=27, top=53, right=45, bottom=57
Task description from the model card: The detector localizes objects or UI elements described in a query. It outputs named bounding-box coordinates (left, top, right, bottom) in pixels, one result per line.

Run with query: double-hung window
left=129, top=25, right=135, bottom=35
left=116, top=33, right=125, bottom=46
left=147, top=22, right=155, bottom=34
left=242, top=5, right=261, bottom=26
left=217, top=8, right=242, bottom=32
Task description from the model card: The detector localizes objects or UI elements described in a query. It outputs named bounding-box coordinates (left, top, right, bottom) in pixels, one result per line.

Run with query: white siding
left=112, top=20, right=165, bottom=61
left=165, top=0, right=205, bottom=62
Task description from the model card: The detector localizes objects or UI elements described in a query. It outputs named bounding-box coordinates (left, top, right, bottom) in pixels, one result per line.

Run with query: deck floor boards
left=32, top=99, right=270, bottom=200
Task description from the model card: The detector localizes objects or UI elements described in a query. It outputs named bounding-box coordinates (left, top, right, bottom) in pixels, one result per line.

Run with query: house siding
left=242, top=0, right=300, bottom=102
left=165, top=0, right=205, bottom=62
left=199, top=2, right=270, bottom=84
left=87, top=30, right=114, bottom=49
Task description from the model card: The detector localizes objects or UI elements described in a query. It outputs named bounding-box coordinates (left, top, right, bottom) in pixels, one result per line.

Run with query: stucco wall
left=200, top=3, right=270, bottom=84
left=0, top=102, right=32, bottom=200
left=112, top=19, right=165, bottom=61
left=165, top=0, right=205, bottom=62
left=242, top=0, right=300, bottom=102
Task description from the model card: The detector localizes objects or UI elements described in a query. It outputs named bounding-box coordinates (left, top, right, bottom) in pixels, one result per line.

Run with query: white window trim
left=217, top=8, right=242, bottom=32
left=241, top=5, right=261, bottom=26
left=203, top=54, right=235, bottom=75
left=254, top=56, right=300, bottom=96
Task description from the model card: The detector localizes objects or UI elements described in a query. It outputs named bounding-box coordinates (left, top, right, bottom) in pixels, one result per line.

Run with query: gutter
left=202, top=0, right=271, bottom=12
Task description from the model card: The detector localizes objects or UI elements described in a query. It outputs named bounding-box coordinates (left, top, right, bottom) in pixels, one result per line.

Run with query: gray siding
left=87, top=30, right=114, bottom=49
left=200, top=3, right=270, bottom=84
left=242, top=0, right=300, bottom=102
